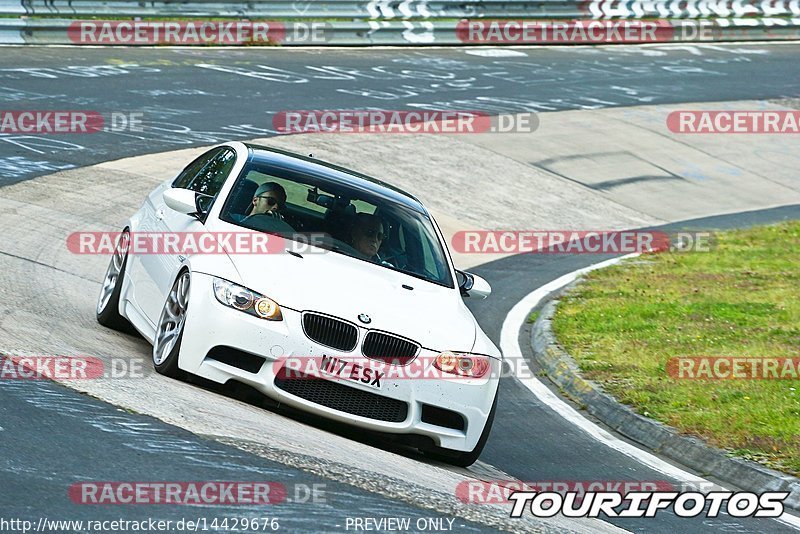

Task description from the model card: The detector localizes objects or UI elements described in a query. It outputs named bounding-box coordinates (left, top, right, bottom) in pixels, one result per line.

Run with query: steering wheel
left=380, top=248, right=408, bottom=270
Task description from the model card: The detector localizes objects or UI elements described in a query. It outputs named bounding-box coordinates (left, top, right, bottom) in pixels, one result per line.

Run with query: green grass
left=552, top=221, right=800, bottom=475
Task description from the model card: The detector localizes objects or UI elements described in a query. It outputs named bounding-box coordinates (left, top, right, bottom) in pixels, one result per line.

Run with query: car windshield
left=220, top=160, right=454, bottom=288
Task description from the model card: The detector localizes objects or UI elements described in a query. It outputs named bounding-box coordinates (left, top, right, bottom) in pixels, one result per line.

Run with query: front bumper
left=178, top=272, right=500, bottom=452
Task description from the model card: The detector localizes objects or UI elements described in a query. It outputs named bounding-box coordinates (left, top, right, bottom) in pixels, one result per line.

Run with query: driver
left=247, top=182, right=286, bottom=218
left=242, top=182, right=294, bottom=233
left=350, top=213, right=392, bottom=266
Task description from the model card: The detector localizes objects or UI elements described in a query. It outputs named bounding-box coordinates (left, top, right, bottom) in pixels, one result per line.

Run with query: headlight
left=433, top=351, right=491, bottom=378
left=212, top=277, right=282, bottom=321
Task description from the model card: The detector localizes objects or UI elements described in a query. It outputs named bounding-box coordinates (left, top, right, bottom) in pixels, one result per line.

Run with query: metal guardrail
left=3, top=17, right=800, bottom=45
left=2, top=1, right=800, bottom=44
left=5, top=0, right=800, bottom=20
left=10, top=0, right=583, bottom=19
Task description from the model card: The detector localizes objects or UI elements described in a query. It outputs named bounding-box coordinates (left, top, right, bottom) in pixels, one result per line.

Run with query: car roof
left=244, top=143, right=428, bottom=215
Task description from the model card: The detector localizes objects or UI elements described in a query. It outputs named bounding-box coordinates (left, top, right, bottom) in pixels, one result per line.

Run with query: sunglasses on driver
left=258, top=195, right=279, bottom=207
left=361, top=228, right=386, bottom=241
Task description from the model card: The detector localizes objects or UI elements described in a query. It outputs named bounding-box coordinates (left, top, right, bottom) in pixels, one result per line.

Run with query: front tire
left=152, top=270, right=191, bottom=379
left=96, top=229, right=133, bottom=332
left=424, top=387, right=499, bottom=467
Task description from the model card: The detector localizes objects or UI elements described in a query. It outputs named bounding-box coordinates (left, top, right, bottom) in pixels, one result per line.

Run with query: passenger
left=349, top=213, right=391, bottom=265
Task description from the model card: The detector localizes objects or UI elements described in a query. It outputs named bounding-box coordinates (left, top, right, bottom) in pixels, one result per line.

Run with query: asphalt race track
left=1, top=44, right=799, bottom=533
left=0, top=378, right=494, bottom=532
left=1, top=45, right=799, bottom=185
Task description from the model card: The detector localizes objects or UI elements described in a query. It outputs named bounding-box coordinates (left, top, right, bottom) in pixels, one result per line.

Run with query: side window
left=172, top=148, right=221, bottom=189
left=419, top=228, right=437, bottom=275
left=190, top=149, right=236, bottom=212
left=173, top=148, right=237, bottom=213
left=404, top=217, right=444, bottom=279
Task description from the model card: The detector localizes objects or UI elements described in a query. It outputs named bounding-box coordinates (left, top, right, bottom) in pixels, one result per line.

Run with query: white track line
left=500, top=253, right=800, bottom=529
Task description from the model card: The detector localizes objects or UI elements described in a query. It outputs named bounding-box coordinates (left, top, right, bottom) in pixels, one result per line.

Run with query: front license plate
left=318, top=355, right=383, bottom=390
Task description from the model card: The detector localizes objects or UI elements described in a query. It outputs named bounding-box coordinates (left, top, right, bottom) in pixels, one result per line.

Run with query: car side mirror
left=163, top=188, right=199, bottom=216
left=456, top=270, right=491, bottom=299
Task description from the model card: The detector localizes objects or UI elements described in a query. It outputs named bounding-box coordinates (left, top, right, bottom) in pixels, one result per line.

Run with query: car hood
left=228, top=250, right=476, bottom=352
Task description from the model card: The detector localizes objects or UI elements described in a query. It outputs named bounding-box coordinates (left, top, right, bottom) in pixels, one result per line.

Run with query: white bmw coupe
left=97, top=142, right=501, bottom=466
